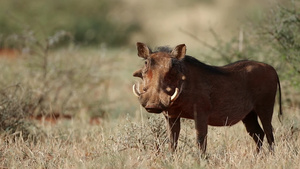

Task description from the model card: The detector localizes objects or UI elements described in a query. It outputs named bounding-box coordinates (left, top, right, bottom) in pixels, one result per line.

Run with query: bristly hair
left=151, top=45, right=225, bottom=74
left=183, top=55, right=227, bottom=75
left=152, top=46, right=173, bottom=53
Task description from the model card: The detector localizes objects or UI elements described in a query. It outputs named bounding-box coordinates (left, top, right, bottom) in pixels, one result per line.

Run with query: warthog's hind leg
left=242, top=110, right=265, bottom=152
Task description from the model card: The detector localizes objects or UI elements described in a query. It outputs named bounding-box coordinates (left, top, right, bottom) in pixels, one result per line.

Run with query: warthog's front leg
left=165, top=115, right=181, bottom=152
left=194, top=109, right=208, bottom=154
left=195, top=127, right=207, bottom=153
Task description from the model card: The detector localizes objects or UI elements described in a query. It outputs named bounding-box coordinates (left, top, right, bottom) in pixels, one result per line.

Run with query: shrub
left=0, top=84, right=44, bottom=141
left=255, top=1, right=300, bottom=87
left=0, top=0, right=140, bottom=47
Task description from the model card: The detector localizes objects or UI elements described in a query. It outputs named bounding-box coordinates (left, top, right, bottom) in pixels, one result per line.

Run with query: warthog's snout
left=144, top=103, right=163, bottom=113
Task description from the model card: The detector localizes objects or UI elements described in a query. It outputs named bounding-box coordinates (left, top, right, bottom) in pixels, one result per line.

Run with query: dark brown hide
left=133, top=42, right=282, bottom=153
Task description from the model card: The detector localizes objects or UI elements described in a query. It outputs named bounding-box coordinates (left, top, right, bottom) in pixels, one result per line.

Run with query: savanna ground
left=1, top=46, right=299, bottom=169
left=1, top=0, right=300, bottom=168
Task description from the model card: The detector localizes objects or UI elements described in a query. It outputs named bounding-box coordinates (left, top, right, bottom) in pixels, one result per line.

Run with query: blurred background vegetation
left=0, top=0, right=299, bottom=140
left=0, top=0, right=140, bottom=47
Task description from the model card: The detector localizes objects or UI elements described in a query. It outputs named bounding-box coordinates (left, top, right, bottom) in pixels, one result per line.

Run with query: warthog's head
left=132, top=42, right=186, bottom=113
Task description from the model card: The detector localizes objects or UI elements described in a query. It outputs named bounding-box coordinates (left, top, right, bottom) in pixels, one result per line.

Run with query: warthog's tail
left=277, top=75, right=283, bottom=123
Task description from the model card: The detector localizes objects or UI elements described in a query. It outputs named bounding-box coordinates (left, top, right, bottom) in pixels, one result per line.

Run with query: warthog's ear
left=136, top=42, right=151, bottom=59
left=133, top=69, right=143, bottom=79
left=171, top=44, right=186, bottom=60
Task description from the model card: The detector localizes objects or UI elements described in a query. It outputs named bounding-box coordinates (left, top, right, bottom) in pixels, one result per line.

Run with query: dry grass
left=0, top=47, right=299, bottom=168
left=0, top=111, right=299, bottom=169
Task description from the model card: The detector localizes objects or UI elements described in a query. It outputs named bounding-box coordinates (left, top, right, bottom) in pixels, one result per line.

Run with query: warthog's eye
left=142, top=60, right=149, bottom=74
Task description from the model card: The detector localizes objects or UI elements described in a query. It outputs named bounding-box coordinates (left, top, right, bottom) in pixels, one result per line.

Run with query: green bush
left=0, top=0, right=140, bottom=47
left=191, top=1, right=300, bottom=90
left=257, top=1, right=300, bottom=87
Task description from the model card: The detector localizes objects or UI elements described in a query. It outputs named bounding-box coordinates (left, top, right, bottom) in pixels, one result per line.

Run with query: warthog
left=132, top=42, right=282, bottom=153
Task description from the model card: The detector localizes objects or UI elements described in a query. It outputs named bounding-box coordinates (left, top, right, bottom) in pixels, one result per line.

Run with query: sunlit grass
left=0, top=110, right=299, bottom=168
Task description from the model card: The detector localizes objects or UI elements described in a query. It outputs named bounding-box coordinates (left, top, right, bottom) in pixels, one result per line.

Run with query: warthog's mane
left=183, top=56, right=226, bottom=75
left=152, top=46, right=173, bottom=53
left=152, top=45, right=226, bottom=75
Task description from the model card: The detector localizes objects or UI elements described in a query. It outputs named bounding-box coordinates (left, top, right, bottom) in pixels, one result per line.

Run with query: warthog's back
left=204, top=60, right=279, bottom=126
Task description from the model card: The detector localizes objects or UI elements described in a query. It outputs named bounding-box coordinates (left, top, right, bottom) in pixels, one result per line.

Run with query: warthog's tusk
left=132, top=84, right=140, bottom=97
left=171, top=88, right=179, bottom=101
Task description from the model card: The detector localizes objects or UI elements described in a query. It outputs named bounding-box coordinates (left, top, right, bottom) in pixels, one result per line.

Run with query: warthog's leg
left=262, top=122, right=275, bottom=152
left=194, top=105, right=208, bottom=154
left=165, top=115, right=181, bottom=152
left=195, top=121, right=208, bottom=154
left=257, top=108, right=275, bottom=152
left=242, top=110, right=265, bottom=152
